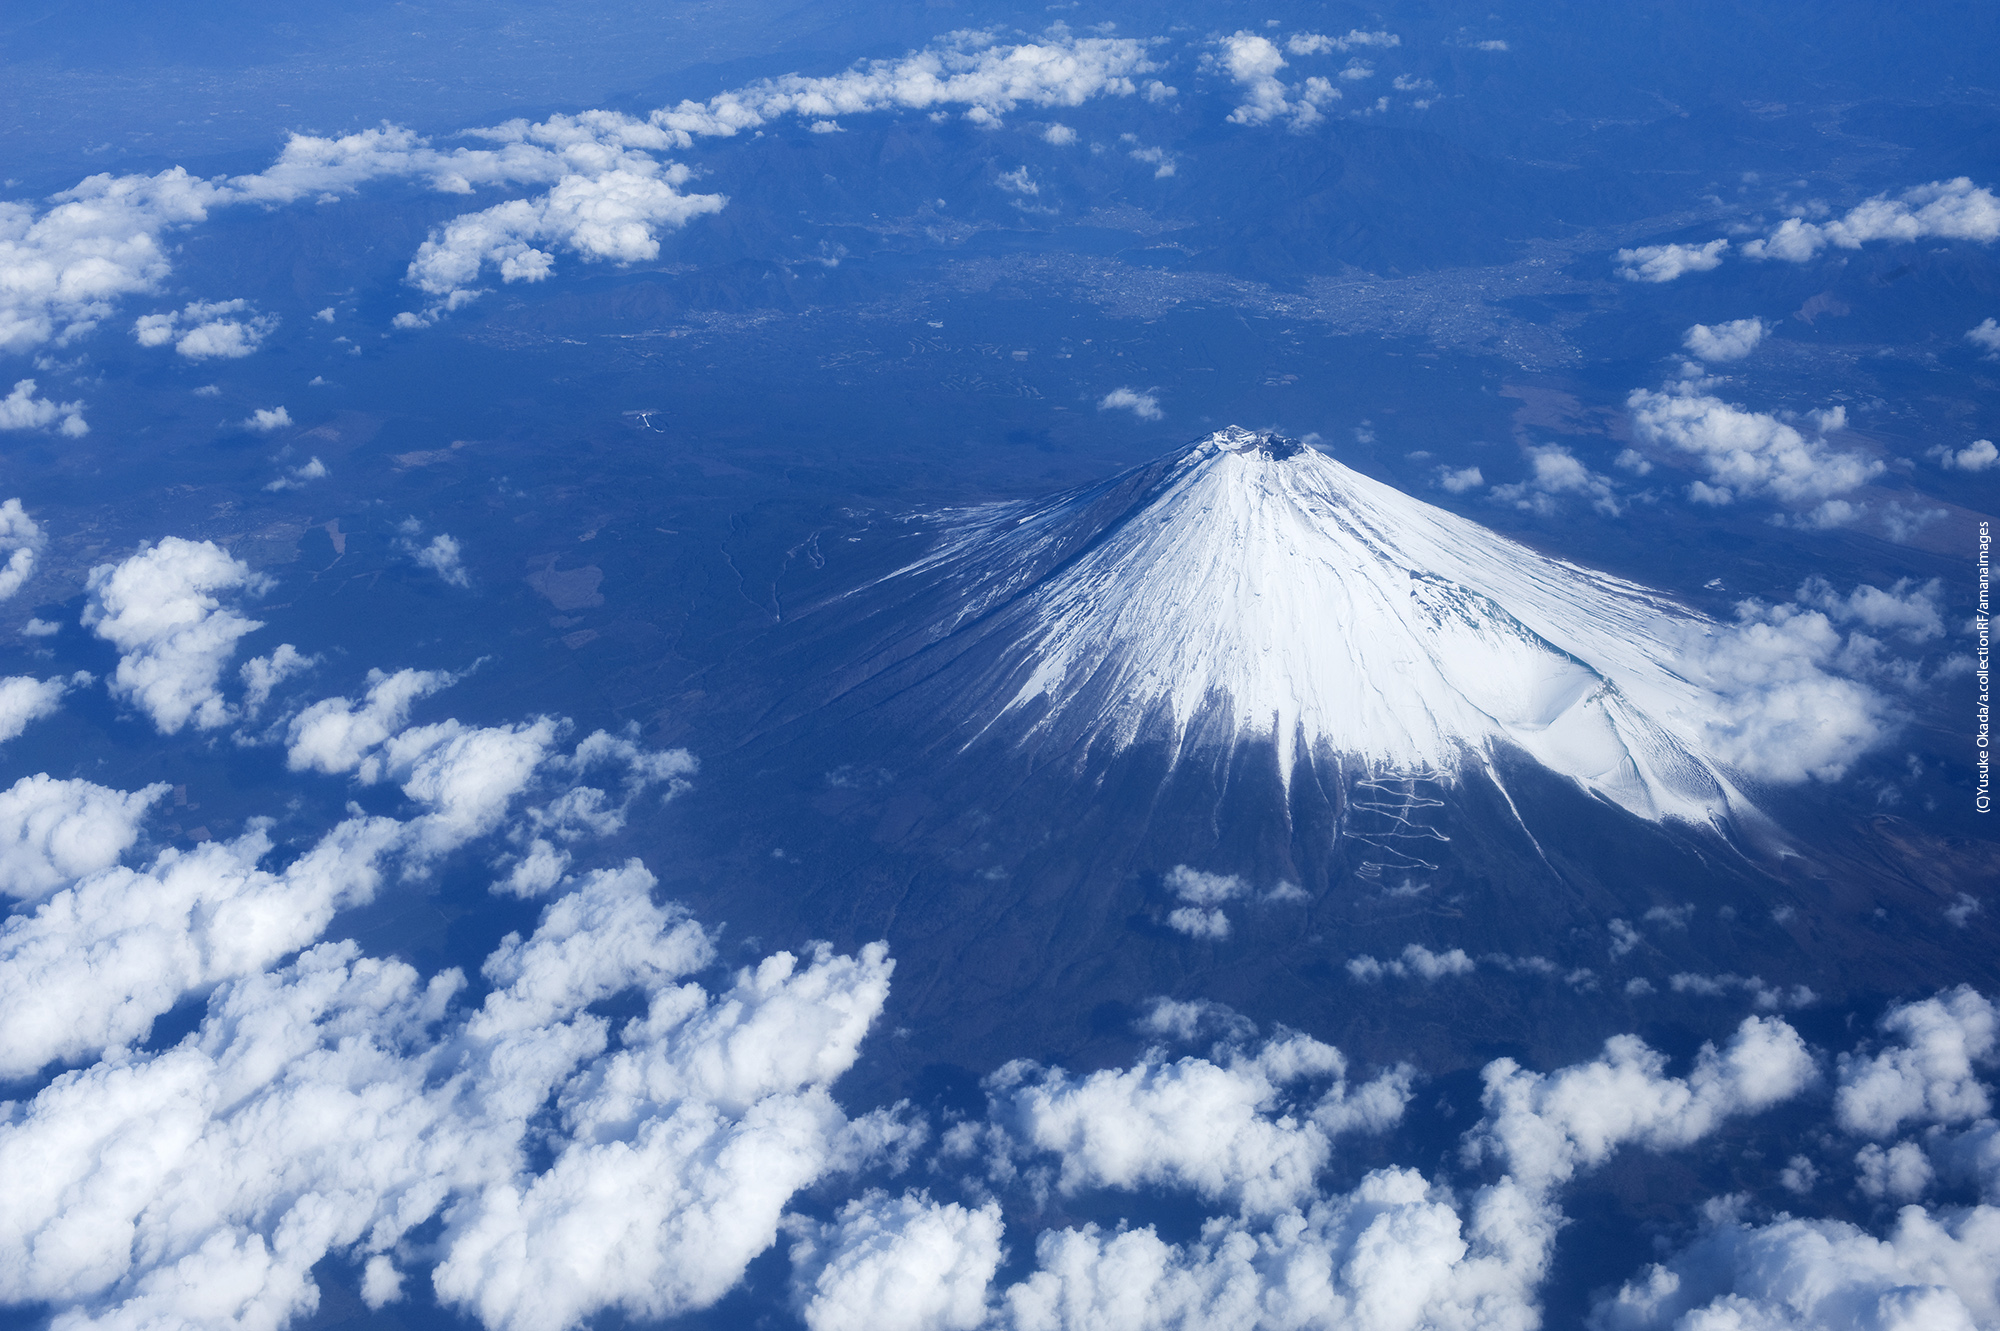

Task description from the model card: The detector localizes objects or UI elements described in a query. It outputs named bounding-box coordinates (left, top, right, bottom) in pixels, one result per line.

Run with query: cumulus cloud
left=1968, top=318, right=2000, bottom=357
left=1135, top=996, right=1259, bottom=1044
left=132, top=297, right=278, bottom=359
left=1215, top=32, right=1340, bottom=128
left=1347, top=943, right=1477, bottom=982
left=1744, top=177, right=2000, bottom=263
left=1667, top=972, right=1817, bottom=1011
left=961, top=1029, right=1412, bottom=1216
left=398, top=162, right=726, bottom=318
left=0, top=378, right=87, bottom=436
left=654, top=31, right=1157, bottom=141
left=0, top=498, right=42, bottom=599
left=241, top=404, right=292, bottom=432
left=0, top=674, right=69, bottom=744
left=4, top=35, right=1156, bottom=339
left=1614, top=239, right=1728, bottom=283
left=418, top=532, right=470, bottom=584
left=1097, top=386, right=1162, bottom=420
left=1835, top=986, right=1997, bottom=1138
left=989, top=1019, right=1810, bottom=1331
left=1042, top=123, right=1077, bottom=145
left=1627, top=372, right=1882, bottom=511
left=1436, top=464, right=1484, bottom=493
left=1467, top=1016, right=1815, bottom=1190
left=1491, top=443, right=1624, bottom=516
left=83, top=537, right=271, bottom=733
left=1676, top=598, right=1897, bottom=783
left=1287, top=29, right=1399, bottom=55
left=1796, top=575, right=1944, bottom=643
left=0, top=773, right=168, bottom=900
left=789, top=1191, right=1004, bottom=1331
left=286, top=665, right=457, bottom=773
left=1163, top=864, right=1248, bottom=939
left=1683, top=317, right=1767, bottom=361
left=1931, top=438, right=1998, bottom=472
left=262, top=455, right=327, bottom=491
left=0, top=865, right=899, bottom=1331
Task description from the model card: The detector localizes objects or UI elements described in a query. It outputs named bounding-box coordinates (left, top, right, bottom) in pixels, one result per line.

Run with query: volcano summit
left=846, top=426, right=1780, bottom=829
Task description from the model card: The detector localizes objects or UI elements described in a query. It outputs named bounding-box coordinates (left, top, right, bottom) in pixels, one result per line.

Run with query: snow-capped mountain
left=865, top=426, right=1756, bottom=828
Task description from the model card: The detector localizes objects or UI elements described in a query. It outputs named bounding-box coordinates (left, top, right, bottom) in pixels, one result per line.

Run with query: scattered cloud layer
left=1615, top=239, right=1728, bottom=283
left=1215, top=32, right=1339, bottom=128
left=1745, top=177, right=2000, bottom=263
left=0, top=379, right=87, bottom=436
left=1627, top=370, right=1881, bottom=517
left=133, top=297, right=278, bottom=359
left=1096, top=386, right=1161, bottom=420
left=1682, top=317, right=1767, bottom=362
left=0, top=499, right=44, bottom=599
left=82, top=538, right=273, bottom=734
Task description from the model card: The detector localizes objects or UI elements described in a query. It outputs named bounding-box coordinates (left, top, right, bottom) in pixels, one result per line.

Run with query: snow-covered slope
left=881, top=426, right=1756, bottom=827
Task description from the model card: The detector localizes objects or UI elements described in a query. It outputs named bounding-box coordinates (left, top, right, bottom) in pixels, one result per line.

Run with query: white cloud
left=435, top=933, right=899, bottom=1331
left=1042, top=123, right=1077, bottom=145
left=1436, top=464, right=1484, bottom=493
left=1338, top=59, right=1376, bottom=81
left=1467, top=1016, right=1815, bottom=1191
left=0, top=498, right=43, bottom=599
left=399, top=163, right=727, bottom=317
left=262, top=455, right=327, bottom=491
left=1667, top=972, right=1817, bottom=1011
left=1682, top=317, right=1767, bottom=361
left=1968, top=318, right=2000, bottom=357
left=0, top=810, right=404, bottom=1078
left=654, top=32, right=1157, bottom=142
left=1287, top=29, right=1400, bottom=55
left=1854, top=1140, right=1934, bottom=1200
left=82, top=537, right=271, bottom=734
left=1744, top=177, right=2000, bottom=263
left=1135, top=996, right=1258, bottom=1044
left=1003, top=1164, right=1551, bottom=1331
left=3, top=36, right=1154, bottom=341
left=313, top=306, right=335, bottom=322
left=286, top=665, right=456, bottom=774
left=415, top=532, right=470, bottom=585
left=1614, top=239, right=1728, bottom=283
left=1835, top=986, right=1997, bottom=1138
left=1347, top=943, right=1477, bottom=982
left=996, top=165, right=1039, bottom=196
left=966, top=1030, right=1412, bottom=1216
left=1590, top=1201, right=2000, bottom=1331
left=0, top=378, right=87, bottom=437
left=1491, top=443, right=1624, bottom=516
left=1796, top=575, right=1944, bottom=643
left=1163, top=865, right=1247, bottom=939
left=1165, top=864, right=1248, bottom=905
left=996, top=1021, right=1811, bottom=1331
left=1932, top=438, right=1998, bottom=472
left=1475, top=39, right=1511, bottom=51
left=1097, top=386, right=1161, bottom=420
left=0, top=664, right=61, bottom=735
left=0, top=863, right=899, bottom=1331
left=1626, top=374, right=1882, bottom=507
left=241, top=405, right=292, bottom=432
left=1216, top=32, right=1340, bottom=128
left=0, top=773, right=168, bottom=900
left=790, top=1191, right=1004, bottom=1331
left=376, top=716, right=563, bottom=860
left=1675, top=599, right=1896, bottom=783
left=132, top=297, right=278, bottom=359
